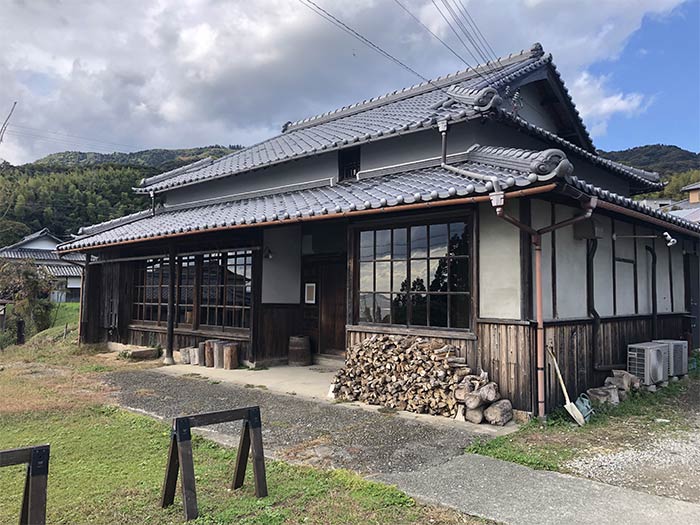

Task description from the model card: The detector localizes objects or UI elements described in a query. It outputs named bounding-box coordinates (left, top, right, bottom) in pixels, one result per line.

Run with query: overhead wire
left=455, top=0, right=499, bottom=63
left=297, top=0, right=460, bottom=99
left=440, top=0, right=493, bottom=69
left=8, top=123, right=138, bottom=150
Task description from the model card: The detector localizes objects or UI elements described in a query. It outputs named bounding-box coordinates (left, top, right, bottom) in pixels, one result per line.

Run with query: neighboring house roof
left=134, top=44, right=657, bottom=196
left=1, top=228, right=63, bottom=250
left=0, top=247, right=84, bottom=262
left=57, top=144, right=691, bottom=252
left=669, top=207, right=700, bottom=223
left=39, top=264, right=83, bottom=278
left=681, top=181, right=700, bottom=192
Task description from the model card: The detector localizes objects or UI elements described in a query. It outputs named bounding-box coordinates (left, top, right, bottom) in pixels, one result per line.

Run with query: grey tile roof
left=0, top=247, right=84, bottom=262
left=136, top=47, right=559, bottom=194
left=568, top=176, right=700, bottom=234
left=59, top=144, right=571, bottom=251
left=681, top=181, right=700, bottom=192
left=1, top=228, right=63, bottom=250
left=59, top=141, right=699, bottom=252
left=494, top=110, right=663, bottom=190
left=669, top=207, right=700, bottom=223
left=39, top=264, right=83, bottom=278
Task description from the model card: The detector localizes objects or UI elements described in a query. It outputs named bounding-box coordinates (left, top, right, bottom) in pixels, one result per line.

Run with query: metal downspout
left=494, top=201, right=597, bottom=419
left=646, top=245, right=658, bottom=339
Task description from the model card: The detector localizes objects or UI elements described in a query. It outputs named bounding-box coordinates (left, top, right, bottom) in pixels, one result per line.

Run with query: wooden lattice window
left=200, top=250, right=253, bottom=330
left=357, top=220, right=471, bottom=328
left=132, top=258, right=169, bottom=324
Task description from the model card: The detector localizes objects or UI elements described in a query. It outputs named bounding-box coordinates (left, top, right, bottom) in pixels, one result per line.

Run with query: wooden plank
left=187, top=408, right=253, bottom=428
left=248, top=408, right=268, bottom=498
left=175, top=420, right=198, bottom=521
left=232, top=420, right=251, bottom=490
left=160, top=432, right=179, bottom=508
left=0, top=446, right=33, bottom=467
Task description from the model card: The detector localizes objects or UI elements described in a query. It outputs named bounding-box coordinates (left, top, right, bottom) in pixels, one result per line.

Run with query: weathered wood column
left=79, top=253, right=91, bottom=344
left=164, top=244, right=176, bottom=365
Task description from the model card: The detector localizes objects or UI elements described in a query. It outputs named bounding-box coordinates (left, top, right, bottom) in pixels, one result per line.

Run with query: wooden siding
left=257, top=304, right=302, bottom=363
left=474, top=321, right=534, bottom=412
left=544, top=314, right=686, bottom=411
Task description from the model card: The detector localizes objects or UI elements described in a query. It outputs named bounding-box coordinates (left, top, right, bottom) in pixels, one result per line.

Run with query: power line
left=297, top=0, right=456, bottom=99
left=455, top=0, right=499, bottom=63
left=4, top=129, right=120, bottom=154
left=429, top=0, right=497, bottom=85
left=8, top=123, right=138, bottom=150
left=392, top=0, right=469, bottom=68
left=440, top=0, right=493, bottom=70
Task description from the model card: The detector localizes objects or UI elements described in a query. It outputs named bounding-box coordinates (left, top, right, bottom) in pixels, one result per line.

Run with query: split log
left=223, top=343, right=239, bottom=370
left=464, top=392, right=484, bottom=410
left=587, top=385, right=619, bottom=406
left=465, top=407, right=484, bottom=424
left=484, top=399, right=513, bottom=426
left=180, top=347, right=191, bottom=364
left=213, top=341, right=225, bottom=369
left=478, top=382, right=500, bottom=404
left=196, top=343, right=205, bottom=366
left=204, top=341, right=215, bottom=368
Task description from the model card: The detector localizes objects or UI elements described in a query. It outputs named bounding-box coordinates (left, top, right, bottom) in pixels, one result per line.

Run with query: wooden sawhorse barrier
left=0, top=444, right=50, bottom=525
left=161, top=406, right=268, bottom=521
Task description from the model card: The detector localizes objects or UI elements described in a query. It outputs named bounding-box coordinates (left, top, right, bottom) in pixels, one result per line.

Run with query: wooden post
left=248, top=407, right=268, bottom=497
left=164, top=245, right=176, bottom=365
left=1, top=444, right=50, bottom=525
left=78, top=254, right=91, bottom=344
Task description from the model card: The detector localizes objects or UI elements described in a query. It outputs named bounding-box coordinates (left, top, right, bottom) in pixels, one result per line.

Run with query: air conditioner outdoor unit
left=653, top=339, right=689, bottom=377
left=627, top=342, right=668, bottom=386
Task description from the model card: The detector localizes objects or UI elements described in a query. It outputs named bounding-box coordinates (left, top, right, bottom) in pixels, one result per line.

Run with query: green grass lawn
left=0, top=406, right=463, bottom=525
left=467, top=368, right=700, bottom=472
left=49, top=302, right=80, bottom=329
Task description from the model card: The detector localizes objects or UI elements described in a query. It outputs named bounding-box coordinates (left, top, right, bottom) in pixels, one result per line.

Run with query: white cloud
left=570, top=72, right=652, bottom=137
left=0, top=0, right=688, bottom=164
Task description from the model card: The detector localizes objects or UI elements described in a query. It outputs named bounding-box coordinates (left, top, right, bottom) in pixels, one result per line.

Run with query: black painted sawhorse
left=161, top=406, right=268, bottom=521
left=0, top=444, right=50, bottom=525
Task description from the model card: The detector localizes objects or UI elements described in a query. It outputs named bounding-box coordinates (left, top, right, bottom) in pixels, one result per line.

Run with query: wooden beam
left=164, top=244, right=176, bottom=364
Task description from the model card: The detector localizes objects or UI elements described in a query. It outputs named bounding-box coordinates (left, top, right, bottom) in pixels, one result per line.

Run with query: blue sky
left=590, top=1, right=699, bottom=152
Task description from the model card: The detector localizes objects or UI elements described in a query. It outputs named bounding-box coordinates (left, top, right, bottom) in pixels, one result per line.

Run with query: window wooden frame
left=350, top=211, right=474, bottom=331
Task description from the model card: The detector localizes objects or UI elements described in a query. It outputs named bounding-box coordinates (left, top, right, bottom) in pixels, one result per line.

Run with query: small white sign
left=304, top=283, right=316, bottom=304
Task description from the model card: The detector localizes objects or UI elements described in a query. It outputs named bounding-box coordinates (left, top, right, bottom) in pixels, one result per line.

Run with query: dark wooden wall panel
left=258, top=304, right=302, bottom=362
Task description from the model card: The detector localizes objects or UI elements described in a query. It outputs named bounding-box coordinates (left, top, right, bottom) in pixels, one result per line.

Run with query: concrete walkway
left=378, top=454, right=700, bottom=525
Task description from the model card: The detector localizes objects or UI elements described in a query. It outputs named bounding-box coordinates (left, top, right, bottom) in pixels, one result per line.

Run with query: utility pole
left=0, top=101, right=18, bottom=145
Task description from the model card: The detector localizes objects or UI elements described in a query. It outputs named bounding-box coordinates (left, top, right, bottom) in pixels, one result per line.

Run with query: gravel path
left=105, top=369, right=481, bottom=475
left=565, top=379, right=700, bottom=503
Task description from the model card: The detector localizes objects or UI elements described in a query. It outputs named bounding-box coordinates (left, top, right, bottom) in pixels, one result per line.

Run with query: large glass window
left=358, top=220, right=471, bottom=329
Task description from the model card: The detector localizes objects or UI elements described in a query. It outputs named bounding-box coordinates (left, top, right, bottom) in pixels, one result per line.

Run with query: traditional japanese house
left=1, top=228, right=83, bottom=302
left=58, top=44, right=699, bottom=417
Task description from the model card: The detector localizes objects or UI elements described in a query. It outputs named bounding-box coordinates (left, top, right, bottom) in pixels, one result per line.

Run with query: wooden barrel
left=288, top=336, right=312, bottom=366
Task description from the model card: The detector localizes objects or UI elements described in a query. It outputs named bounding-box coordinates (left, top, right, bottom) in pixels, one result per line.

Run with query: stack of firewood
left=331, top=335, right=472, bottom=417
left=332, top=334, right=513, bottom=425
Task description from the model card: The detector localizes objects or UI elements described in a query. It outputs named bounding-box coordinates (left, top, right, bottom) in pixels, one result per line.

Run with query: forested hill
left=34, top=144, right=240, bottom=172
left=599, top=144, right=699, bottom=176
left=0, top=145, right=240, bottom=246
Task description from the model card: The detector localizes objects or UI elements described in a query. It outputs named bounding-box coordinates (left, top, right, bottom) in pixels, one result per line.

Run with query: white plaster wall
left=531, top=199, right=553, bottom=319
left=165, top=153, right=338, bottom=206
left=671, top=246, right=686, bottom=312
left=614, top=220, right=636, bottom=315
left=655, top=238, right=672, bottom=313
left=635, top=226, right=654, bottom=315
left=478, top=200, right=521, bottom=319
left=553, top=204, right=588, bottom=319
left=20, top=237, right=57, bottom=250
left=262, top=225, right=301, bottom=304
left=67, top=276, right=82, bottom=289
left=593, top=216, right=614, bottom=316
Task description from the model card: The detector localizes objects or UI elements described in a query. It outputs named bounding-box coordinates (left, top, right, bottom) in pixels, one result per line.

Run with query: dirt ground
left=565, top=379, right=700, bottom=503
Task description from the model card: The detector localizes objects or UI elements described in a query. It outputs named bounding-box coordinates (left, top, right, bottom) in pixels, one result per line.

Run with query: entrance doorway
left=302, top=256, right=347, bottom=356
